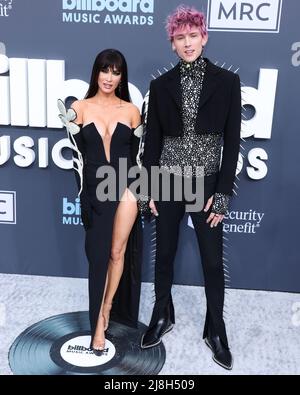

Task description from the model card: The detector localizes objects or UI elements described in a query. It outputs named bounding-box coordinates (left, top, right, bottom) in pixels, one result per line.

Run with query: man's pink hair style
left=166, top=4, right=208, bottom=41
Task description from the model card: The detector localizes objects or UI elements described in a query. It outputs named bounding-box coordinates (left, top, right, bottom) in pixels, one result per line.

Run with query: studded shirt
left=159, top=56, right=230, bottom=214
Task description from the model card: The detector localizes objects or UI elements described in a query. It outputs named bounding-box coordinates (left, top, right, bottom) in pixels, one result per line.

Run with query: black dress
left=71, top=120, right=142, bottom=341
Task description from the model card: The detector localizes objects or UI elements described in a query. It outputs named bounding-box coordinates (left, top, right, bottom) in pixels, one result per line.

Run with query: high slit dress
left=69, top=119, right=142, bottom=342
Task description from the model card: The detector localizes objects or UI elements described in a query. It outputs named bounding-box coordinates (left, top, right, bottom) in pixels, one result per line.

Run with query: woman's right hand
left=149, top=199, right=159, bottom=217
left=81, top=208, right=92, bottom=231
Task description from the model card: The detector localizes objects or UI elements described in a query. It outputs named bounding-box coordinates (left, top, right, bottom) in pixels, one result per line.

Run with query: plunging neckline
left=82, top=121, right=131, bottom=164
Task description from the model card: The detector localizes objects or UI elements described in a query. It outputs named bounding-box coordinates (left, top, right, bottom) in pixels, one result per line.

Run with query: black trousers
left=150, top=173, right=228, bottom=348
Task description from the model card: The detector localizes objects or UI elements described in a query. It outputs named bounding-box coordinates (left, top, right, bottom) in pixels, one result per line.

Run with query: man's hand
left=204, top=195, right=224, bottom=228
left=149, top=199, right=159, bottom=217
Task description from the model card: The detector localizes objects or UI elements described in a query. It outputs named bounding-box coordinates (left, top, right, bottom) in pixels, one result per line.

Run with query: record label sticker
left=60, top=335, right=116, bottom=367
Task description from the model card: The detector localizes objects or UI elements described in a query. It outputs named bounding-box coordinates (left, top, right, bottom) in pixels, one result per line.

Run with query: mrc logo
left=207, top=0, right=282, bottom=33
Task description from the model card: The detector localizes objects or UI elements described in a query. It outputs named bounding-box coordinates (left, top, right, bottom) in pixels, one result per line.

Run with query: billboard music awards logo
left=207, top=0, right=282, bottom=33
left=0, top=0, right=13, bottom=17
left=60, top=336, right=116, bottom=367
left=61, top=0, right=154, bottom=25
left=62, top=197, right=83, bottom=226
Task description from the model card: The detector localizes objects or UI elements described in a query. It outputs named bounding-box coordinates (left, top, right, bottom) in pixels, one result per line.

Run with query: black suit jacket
left=143, top=58, right=241, bottom=196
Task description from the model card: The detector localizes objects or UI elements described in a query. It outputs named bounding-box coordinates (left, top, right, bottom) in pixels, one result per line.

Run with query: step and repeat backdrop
left=0, top=0, right=299, bottom=292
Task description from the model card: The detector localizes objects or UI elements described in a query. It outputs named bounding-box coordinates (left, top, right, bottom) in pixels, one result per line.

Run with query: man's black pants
left=150, top=173, right=228, bottom=348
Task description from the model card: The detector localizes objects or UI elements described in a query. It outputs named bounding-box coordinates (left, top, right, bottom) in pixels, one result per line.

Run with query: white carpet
left=0, top=273, right=299, bottom=375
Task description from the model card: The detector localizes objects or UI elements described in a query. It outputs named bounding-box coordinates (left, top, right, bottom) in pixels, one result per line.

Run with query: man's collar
left=179, top=55, right=206, bottom=76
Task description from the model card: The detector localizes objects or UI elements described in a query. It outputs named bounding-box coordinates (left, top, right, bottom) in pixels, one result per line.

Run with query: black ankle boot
left=205, top=334, right=233, bottom=370
left=141, top=302, right=174, bottom=349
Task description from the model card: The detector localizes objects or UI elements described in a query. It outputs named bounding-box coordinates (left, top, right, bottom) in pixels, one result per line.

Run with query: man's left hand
left=204, top=195, right=224, bottom=228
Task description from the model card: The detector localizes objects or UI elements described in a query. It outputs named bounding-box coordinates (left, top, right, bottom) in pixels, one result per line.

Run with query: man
left=140, top=5, right=241, bottom=370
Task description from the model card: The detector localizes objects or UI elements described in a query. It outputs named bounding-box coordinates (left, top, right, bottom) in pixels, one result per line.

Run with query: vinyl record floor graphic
left=9, top=311, right=165, bottom=375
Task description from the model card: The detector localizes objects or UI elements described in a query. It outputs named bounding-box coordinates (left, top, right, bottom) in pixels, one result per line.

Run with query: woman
left=58, top=49, right=142, bottom=355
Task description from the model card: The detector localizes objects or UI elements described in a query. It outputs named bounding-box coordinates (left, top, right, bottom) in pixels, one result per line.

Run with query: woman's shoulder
left=71, top=99, right=89, bottom=124
left=71, top=99, right=88, bottom=112
left=127, top=103, right=141, bottom=129
left=125, top=102, right=140, bottom=116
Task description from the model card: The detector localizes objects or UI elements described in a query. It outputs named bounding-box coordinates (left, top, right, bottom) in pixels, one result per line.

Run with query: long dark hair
left=85, top=49, right=130, bottom=102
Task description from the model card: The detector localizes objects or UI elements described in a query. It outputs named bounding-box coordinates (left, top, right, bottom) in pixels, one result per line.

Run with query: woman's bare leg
left=103, top=188, right=138, bottom=329
left=92, top=189, right=137, bottom=348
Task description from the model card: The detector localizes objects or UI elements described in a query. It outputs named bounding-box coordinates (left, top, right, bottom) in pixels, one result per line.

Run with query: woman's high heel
left=102, top=302, right=112, bottom=331
left=92, top=316, right=106, bottom=356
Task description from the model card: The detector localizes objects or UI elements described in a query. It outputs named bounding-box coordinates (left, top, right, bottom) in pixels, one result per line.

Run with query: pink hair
left=166, top=4, right=208, bottom=41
